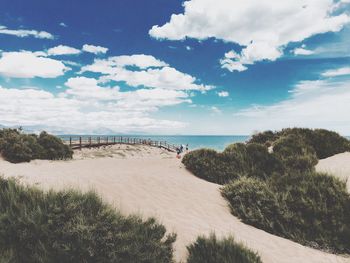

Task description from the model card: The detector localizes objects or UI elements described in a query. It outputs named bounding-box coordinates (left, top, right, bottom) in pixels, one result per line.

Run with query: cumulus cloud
left=0, top=76, right=188, bottom=134
left=82, top=44, right=108, bottom=54
left=217, top=91, right=229, bottom=97
left=81, top=54, right=214, bottom=91
left=0, top=25, right=54, bottom=39
left=0, top=51, right=69, bottom=78
left=233, top=76, right=350, bottom=134
left=321, top=66, right=350, bottom=77
left=150, top=0, right=350, bottom=71
left=47, top=45, right=81, bottom=56
left=59, top=22, right=68, bottom=27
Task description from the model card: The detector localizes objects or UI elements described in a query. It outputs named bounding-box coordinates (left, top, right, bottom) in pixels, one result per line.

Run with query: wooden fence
left=62, top=136, right=178, bottom=152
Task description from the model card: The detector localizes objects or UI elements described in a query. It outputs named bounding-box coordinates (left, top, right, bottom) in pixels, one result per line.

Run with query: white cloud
left=150, top=0, right=350, bottom=71
left=233, top=77, right=350, bottom=134
left=0, top=25, right=54, bottom=39
left=82, top=44, right=108, bottom=54
left=0, top=76, right=189, bottom=134
left=0, top=51, right=69, bottom=78
left=322, top=67, right=350, bottom=77
left=186, top=46, right=192, bottom=51
left=59, top=22, right=68, bottom=27
left=217, top=91, right=229, bottom=97
left=47, top=45, right=81, bottom=56
left=81, top=54, right=214, bottom=91
left=293, top=46, right=315, bottom=55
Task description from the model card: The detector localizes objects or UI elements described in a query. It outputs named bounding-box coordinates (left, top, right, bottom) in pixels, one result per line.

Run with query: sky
left=0, top=0, right=349, bottom=135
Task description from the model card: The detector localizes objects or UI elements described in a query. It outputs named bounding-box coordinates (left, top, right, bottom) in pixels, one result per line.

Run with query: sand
left=0, top=144, right=349, bottom=263
left=316, top=152, right=350, bottom=192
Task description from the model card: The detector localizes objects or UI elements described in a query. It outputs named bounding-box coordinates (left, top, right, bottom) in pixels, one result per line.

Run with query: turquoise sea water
left=59, top=135, right=249, bottom=151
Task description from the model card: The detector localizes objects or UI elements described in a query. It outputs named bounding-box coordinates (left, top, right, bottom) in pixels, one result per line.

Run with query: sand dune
left=0, top=145, right=349, bottom=263
left=316, top=152, right=350, bottom=192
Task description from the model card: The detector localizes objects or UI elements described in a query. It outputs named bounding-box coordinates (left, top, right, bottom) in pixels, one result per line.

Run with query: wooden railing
left=62, top=136, right=178, bottom=152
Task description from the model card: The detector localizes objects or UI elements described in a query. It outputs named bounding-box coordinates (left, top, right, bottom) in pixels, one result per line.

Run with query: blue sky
left=0, top=0, right=349, bottom=135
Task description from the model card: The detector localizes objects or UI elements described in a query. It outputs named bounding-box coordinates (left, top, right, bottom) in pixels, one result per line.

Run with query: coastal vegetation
left=0, top=128, right=72, bottom=163
left=0, top=177, right=176, bottom=263
left=182, top=128, right=350, bottom=253
left=182, top=143, right=284, bottom=184
left=248, top=128, right=350, bottom=159
left=222, top=173, right=350, bottom=253
left=187, top=234, right=262, bottom=263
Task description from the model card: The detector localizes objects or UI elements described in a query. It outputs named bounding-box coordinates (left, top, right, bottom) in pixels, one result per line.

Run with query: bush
left=37, top=131, right=73, bottom=160
left=222, top=172, right=350, bottom=253
left=187, top=234, right=262, bottom=263
left=248, top=128, right=350, bottom=159
left=248, top=130, right=277, bottom=146
left=221, top=177, right=285, bottom=233
left=307, top=129, right=350, bottom=159
left=0, top=177, right=176, bottom=263
left=0, top=129, right=72, bottom=163
left=273, top=134, right=318, bottom=172
left=182, top=149, right=236, bottom=184
left=182, top=143, right=283, bottom=184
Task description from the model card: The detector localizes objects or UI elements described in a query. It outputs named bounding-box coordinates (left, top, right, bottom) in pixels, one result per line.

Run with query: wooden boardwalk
left=62, top=136, right=178, bottom=152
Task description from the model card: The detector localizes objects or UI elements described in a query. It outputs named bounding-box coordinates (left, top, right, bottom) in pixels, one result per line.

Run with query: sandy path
left=0, top=146, right=349, bottom=263
left=316, top=152, right=350, bottom=192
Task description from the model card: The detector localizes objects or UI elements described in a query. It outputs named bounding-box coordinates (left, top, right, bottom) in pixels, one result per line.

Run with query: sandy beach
left=0, top=144, right=349, bottom=263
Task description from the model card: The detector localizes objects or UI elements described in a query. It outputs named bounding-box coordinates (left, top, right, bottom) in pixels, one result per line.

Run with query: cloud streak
left=0, top=25, right=54, bottom=39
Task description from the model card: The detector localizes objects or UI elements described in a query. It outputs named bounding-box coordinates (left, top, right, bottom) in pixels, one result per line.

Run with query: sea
left=58, top=135, right=250, bottom=152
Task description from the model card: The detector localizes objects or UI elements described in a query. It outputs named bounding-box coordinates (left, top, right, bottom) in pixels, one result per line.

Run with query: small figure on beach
left=186, top=144, right=189, bottom=152
left=176, top=147, right=181, bottom=159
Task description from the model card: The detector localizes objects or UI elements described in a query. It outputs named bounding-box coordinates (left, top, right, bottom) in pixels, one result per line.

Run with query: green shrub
left=248, top=130, right=277, bottom=146
left=0, top=177, right=176, bottom=263
left=182, top=143, right=283, bottom=184
left=0, top=129, right=41, bottom=163
left=248, top=128, right=350, bottom=159
left=182, top=149, right=236, bottom=184
left=37, top=131, right=73, bottom=160
left=221, top=177, right=286, bottom=233
left=0, top=129, right=72, bottom=163
left=222, top=172, right=350, bottom=253
left=187, top=234, right=262, bottom=263
left=306, top=129, right=350, bottom=159
left=273, top=134, right=318, bottom=172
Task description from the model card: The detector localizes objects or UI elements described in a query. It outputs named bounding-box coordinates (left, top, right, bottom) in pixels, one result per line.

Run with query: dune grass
left=0, top=177, right=176, bottom=263
left=186, top=234, right=262, bottom=263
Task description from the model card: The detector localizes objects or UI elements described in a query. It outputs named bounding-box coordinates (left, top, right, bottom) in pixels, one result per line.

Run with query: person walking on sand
left=186, top=144, right=189, bottom=152
left=176, top=147, right=181, bottom=159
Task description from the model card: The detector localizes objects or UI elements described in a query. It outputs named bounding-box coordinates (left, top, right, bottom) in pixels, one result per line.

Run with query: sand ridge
left=0, top=145, right=349, bottom=263
left=316, top=152, right=350, bottom=192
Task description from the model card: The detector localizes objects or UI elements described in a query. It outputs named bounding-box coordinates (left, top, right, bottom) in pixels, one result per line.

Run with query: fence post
left=79, top=136, right=82, bottom=149
left=69, top=137, right=72, bottom=147
left=113, top=136, right=116, bottom=144
left=106, top=136, right=108, bottom=144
